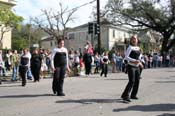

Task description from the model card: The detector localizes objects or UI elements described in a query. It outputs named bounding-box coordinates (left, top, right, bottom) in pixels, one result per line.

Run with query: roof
left=0, top=0, right=16, bottom=7
left=68, top=19, right=131, bottom=32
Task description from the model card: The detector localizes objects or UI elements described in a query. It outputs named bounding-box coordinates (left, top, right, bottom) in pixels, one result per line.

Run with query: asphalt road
left=0, top=68, right=175, bottom=116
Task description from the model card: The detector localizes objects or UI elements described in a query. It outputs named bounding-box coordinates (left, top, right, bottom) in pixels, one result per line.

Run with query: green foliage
left=0, top=7, right=23, bottom=29
left=108, top=47, right=115, bottom=61
left=12, top=38, right=28, bottom=51
left=93, top=46, right=105, bottom=55
left=106, top=0, right=175, bottom=54
left=12, top=27, right=28, bottom=51
left=12, top=24, right=45, bottom=50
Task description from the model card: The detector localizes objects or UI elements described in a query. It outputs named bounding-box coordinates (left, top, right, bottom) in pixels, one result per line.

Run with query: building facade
left=65, top=21, right=132, bottom=53
left=0, top=0, right=16, bottom=49
left=39, top=21, right=161, bottom=54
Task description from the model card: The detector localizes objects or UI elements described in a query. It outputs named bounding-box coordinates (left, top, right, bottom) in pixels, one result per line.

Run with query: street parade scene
left=0, top=0, right=175, bottom=116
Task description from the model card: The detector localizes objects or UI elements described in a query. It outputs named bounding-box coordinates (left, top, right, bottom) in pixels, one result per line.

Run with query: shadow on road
left=113, top=103, right=175, bottom=112
left=0, top=84, right=22, bottom=87
left=56, top=98, right=123, bottom=104
left=0, top=94, right=55, bottom=98
left=105, top=78, right=128, bottom=81
left=157, top=113, right=175, bottom=116
left=155, top=81, right=175, bottom=83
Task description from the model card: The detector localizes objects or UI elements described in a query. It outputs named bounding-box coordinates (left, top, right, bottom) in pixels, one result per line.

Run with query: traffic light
left=95, top=23, right=100, bottom=35
left=88, top=22, right=94, bottom=34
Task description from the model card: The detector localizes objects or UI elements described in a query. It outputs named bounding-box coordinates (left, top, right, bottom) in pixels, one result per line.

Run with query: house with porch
left=64, top=20, right=132, bottom=54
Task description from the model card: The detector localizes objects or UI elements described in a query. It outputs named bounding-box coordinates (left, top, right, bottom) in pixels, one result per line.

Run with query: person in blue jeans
left=26, top=49, right=33, bottom=80
left=116, top=52, right=123, bottom=72
left=11, top=50, right=19, bottom=81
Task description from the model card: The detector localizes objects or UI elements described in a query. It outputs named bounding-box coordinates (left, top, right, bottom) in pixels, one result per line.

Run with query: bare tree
left=32, top=2, right=77, bottom=40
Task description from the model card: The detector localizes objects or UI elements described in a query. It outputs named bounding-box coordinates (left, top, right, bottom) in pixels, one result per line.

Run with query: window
left=69, top=33, right=75, bottom=39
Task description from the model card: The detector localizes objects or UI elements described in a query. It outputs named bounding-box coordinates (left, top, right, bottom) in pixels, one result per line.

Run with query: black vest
left=20, top=56, right=29, bottom=65
left=54, top=52, right=67, bottom=67
left=129, top=50, right=140, bottom=60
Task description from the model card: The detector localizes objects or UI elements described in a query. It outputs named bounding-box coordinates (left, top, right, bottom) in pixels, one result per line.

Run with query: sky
left=13, top=0, right=108, bottom=27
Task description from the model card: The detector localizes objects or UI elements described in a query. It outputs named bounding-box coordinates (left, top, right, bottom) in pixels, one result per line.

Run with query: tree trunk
left=0, top=42, right=2, bottom=49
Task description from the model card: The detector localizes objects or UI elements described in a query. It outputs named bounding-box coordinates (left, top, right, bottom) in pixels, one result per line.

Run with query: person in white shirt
left=121, top=36, right=144, bottom=102
left=100, top=51, right=110, bottom=77
left=19, top=48, right=30, bottom=86
left=51, top=39, right=70, bottom=96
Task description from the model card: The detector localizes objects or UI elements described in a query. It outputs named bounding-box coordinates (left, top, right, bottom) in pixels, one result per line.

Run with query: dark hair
left=57, top=38, right=64, bottom=44
left=130, top=36, right=138, bottom=45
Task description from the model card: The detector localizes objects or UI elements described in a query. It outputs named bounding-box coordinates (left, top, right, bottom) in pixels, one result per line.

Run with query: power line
left=65, top=0, right=96, bottom=13
left=33, top=0, right=96, bottom=22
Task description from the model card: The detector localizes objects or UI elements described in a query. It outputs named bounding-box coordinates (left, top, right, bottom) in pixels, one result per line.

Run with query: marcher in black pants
left=51, top=38, right=70, bottom=96
left=83, top=48, right=92, bottom=76
left=100, top=51, right=110, bottom=77
left=121, top=36, right=144, bottom=102
left=19, top=48, right=30, bottom=86
left=31, top=48, right=42, bottom=82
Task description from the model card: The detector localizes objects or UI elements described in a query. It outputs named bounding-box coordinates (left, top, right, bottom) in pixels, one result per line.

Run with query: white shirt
left=51, top=47, right=69, bottom=69
left=125, top=45, right=143, bottom=67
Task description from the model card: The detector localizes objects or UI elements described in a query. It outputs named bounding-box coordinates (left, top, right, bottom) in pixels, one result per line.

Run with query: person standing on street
left=51, top=38, right=70, bottom=96
left=31, top=48, right=42, bottom=82
left=100, top=51, right=110, bottom=77
left=83, top=48, right=92, bottom=76
left=19, top=48, right=30, bottom=86
left=121, top=36, right=144, bottom=102
left=11, top=50, right=19, bottom=82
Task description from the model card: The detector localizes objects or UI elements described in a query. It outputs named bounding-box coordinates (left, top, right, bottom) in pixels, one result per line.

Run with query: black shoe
left=130, top=96, right=139, bottom=99
left=123, top=97, right=131, bottom=102
left=22, top=81, right=26, bottom=86
left=121, top=96, right=131, bottom=102
left=53, top=90, right=57, bottom=94
left=57, top=92, right=65, bottom=96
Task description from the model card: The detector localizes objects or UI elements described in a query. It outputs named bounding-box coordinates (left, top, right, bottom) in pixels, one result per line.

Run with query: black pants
left=85, top=63, right=91, bottom=75
left=19, top=66, right=28, bottom=86
left=121, top=65, right=140, bottom=98
left=31, top=64, right=41, bottom=81
left=52, top=66, right=66, bottom=94
left=101, top=64, right=108, bottom=77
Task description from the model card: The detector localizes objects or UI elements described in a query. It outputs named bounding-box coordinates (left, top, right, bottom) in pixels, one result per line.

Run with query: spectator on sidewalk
left=11, top=50, right=19, bottom=81
left=0, top=50, right=4, bottom=84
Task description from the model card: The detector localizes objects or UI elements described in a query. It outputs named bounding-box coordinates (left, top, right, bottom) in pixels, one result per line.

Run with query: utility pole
left=97, top=0, right=101, bottom=54
left=28, top=18, right=31, bottom=50
left=28, top=24, right=31, bottom=50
